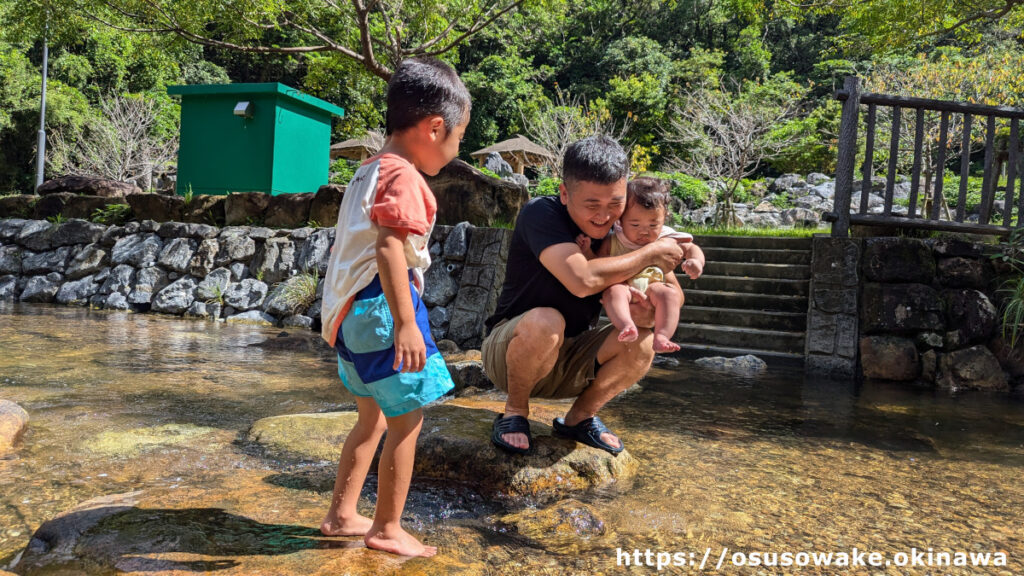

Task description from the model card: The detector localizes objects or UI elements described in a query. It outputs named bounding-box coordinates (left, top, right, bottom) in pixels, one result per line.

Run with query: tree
left=663, top=76, right=804, bottom=225
left=71, top=0, right=551, bottom=80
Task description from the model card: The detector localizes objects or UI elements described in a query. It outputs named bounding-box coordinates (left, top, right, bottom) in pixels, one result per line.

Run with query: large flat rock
left=247, top=396, right=638, bottom=503
left=0, top=399, right=29, bottom=455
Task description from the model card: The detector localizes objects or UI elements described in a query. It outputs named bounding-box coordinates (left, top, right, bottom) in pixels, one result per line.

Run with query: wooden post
left=956, top=114, right=972, bottom=222
left=980, top=116, right=997, bottom=224
left=832, top=76, right=861, bottom=238
left=884, top=106, right=901, bottom=215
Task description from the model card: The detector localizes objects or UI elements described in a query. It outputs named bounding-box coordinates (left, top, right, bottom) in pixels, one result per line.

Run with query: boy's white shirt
left=320, top=157, right=432, bottom=345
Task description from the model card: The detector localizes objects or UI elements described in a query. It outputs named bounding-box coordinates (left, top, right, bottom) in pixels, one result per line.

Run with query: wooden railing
left=828, top=76, right=1024, bottom=238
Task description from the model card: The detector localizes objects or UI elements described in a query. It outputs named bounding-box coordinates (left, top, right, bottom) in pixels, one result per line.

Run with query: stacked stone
left=856, top=237, right=1008, bottom=392
left=0, top=218, right=332, bottom=329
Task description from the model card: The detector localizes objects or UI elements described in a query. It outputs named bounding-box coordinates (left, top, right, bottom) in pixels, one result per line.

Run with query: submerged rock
left=84, top=423, right=221, bottom=457
left=249, top=397, right=638, bottom=503
left=498, top=498, right=611, bottom=554
left=694, top=354, right=767, bottom=373
left=0, top=399, right=29, bottom=455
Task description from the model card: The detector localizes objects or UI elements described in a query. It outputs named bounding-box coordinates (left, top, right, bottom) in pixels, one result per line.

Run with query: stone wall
left=808, top=235, right=1019, bottom=393
left=0, top=218, right=511, bottom=350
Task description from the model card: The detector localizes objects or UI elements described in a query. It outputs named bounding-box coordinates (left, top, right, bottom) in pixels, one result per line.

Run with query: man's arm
left=539, top=238, right=686, bottom=298
left=376, top=226, right=425, bottom=373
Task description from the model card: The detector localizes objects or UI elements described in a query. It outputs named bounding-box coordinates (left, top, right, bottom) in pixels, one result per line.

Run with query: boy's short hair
left=562, top=136, right=629, bottom=186
left=385, top=58, right=471, bottom=135
left=626, top=177, right=671, bottom=210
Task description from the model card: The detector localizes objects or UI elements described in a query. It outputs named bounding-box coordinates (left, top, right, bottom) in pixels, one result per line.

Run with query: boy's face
left=419, top=109, right=470, bottom=176
left=619, top=203, right=666, bottom=246
left=560, top=178, right=627, bottom=240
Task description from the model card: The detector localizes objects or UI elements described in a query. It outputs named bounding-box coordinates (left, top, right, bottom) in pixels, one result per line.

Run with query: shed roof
left=167, top=83, right=345, bottom=117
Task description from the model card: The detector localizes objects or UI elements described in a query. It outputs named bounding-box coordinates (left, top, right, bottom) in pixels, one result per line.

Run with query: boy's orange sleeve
left=369, top=157, right=435, bottom=236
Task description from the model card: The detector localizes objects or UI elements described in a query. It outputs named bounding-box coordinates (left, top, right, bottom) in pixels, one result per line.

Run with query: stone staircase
left=675, top=235, right=812, bottom=365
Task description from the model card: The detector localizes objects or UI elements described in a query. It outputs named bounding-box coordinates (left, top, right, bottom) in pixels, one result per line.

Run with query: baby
left=579, top=177, right=705, bottom=353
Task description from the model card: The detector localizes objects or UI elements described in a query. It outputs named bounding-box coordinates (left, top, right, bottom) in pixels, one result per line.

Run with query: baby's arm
left=575, top=234, right=596, bottom=260
left=679, top=242, right=705, bottom=279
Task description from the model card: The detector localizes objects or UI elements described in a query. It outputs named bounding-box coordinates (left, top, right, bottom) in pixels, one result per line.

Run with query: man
left=482, top=136, right=693, bottom=454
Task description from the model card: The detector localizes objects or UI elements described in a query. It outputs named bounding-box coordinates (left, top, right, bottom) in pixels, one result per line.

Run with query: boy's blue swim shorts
left=333, top=273, right=454, bottom=417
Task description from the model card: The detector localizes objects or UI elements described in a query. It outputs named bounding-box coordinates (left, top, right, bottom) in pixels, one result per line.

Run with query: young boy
left=318, top=58, right=470, bottom=558
left=579, top=177, right=705, bottom=353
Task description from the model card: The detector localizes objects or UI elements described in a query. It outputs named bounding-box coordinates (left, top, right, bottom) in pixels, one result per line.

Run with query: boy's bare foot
left=320, top=514, right=375, bottom=537
left=365, top=524, right=437, bottom=557
left=652, top=334, right=680, bottom=353
left=617, top=324, right=639, bottom=343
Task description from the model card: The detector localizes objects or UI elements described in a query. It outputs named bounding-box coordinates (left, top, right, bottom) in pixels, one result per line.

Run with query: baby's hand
left=576, top=234, right=595, bottom=259
left=681, top=259, right=704, bottom=280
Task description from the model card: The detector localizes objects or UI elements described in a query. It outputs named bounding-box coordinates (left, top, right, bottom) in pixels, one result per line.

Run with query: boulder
left=55, top=274, right=100, bottom=305
left=151, top=276, right=197, bottom=314
left=157, top=237, right=197, bottom=273
left=0, top=218, right=29, bottom=242
left=225, top=310, right=277, bottom=325
left=156, top=222, right=218, bottom=240
left=215, top=232, right=256, bottom=266
left=0, top=399, right=29, bottom=455
left=779, top=207, right=820, bottom=227
left=20, top=273, right=63, bottom=303
left=99, top=224, right=127, bottom=248
left=0, top=245, right=22, bottom=275
left=17, top=220, right=57, bottom=251
left=309, top=185, right=344, bottom=228
left=0, top=275, right=18, bottom=300
left=862, top=238, right=934, bottom=283
left=31, top=192, right=74, bottom=220
left=184, top=301, right=210, bottom=319
left=499, top=499, right=610, bottom=554
left=60, top=244, right=106, bottom=280
left=197, top=268, right=232, bottom=302
left=224, top=192, right=270, bottom=226
left=422, top=261, right=459, bottom=307
left=103, top=292, right=131, bottom=310
left=223, top=278, right=268, bottom=310
left=936, top=256, right=987, bottom=288
left=989, top=335, right=1024, bottom=378
left=251, top=237, right=295, bottom=284
left=693, top=355, right=768, bottom=373
left=769, top=173, right=806, bottom=193
left=859, top=336, right=920, bottom=381
left=99, top=264, right=135, bottom=296
left=182, top=194, right=225, bottom=226
left=249, top=398, right=637, bottom=503
left=446, top=360, right=491, bottom=392
left=188, top=238, right=218, bottom=277
left=264, top=193, right=314, bottom=228
left=0, top=194, right=36, bottom=218
left=127, top=266, right=169, bottom=305
left=36, top=175, right=141, bottom=197
left=483, top=152, right=514, bottom=177
left=111, top=233, right=163, bottom=267
left=61, top=195, right=117, bottom=220
left=21, top=246, right=73, bottom=275
left=294, top=229, right=333, bottom=274
left=942, top=289, right=997, bottom=344
left=806, top=172, right=831, bottom=186
left=51, top=219, right=106, bottom=247
left=424, top=159, right=528, bottom=227
left=932, top=238, right=984, bottom=258
left=860, top=283, right=945, bottom=334
left=936, top=345, right=1009, bottom=392
left=125, top=193, right=183, bottom=222
left=282, top=314, right=313, bottom=329
left=444, top=221, right=472, bottom=261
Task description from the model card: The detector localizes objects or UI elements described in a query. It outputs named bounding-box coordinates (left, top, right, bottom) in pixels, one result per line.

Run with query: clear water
left=1, top=303, right=1022, bottom=574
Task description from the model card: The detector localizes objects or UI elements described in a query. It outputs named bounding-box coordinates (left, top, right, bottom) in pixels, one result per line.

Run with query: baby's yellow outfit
left=609, top=224, right=692, bottom=294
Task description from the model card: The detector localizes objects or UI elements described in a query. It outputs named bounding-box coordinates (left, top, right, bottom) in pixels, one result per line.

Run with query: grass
left=91, top=203, right=131, bottom=225
left=685, top=224, right=828, bottom=238
left=46, top=213, right=66, bottom=225
left=279, top=270, right=319, bottom=314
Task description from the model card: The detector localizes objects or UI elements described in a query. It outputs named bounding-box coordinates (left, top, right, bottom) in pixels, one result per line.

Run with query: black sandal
left=491, top=413, right=532, bottom=454
left=552, top=415, right=624, bottom=455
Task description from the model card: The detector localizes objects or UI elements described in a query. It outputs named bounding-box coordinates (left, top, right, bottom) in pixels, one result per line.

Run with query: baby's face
left=619, top=204, right=665, bottom=246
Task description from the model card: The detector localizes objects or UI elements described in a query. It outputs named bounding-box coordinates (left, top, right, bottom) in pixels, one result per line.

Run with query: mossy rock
left=498, top=498, right=612, bottom=554
left=246, top=412, right=359, bottom=463
left=85, top=423, right=221, bottom=457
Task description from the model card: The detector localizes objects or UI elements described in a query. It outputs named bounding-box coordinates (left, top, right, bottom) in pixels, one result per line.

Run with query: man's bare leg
left=602, top=283, right=638, bottom=342
left=646, top=282, right=682, bottom=353
left=562, top=328, right=655, bottom=449
left=500, top=307, right=565, bottom=450
left=365, top=408, right=436, bottom=557
left=321, top=396, right=387, bottom=536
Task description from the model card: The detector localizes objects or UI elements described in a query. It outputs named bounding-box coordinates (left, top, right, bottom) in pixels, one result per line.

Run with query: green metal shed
left=167, top=83, right=345, bottom=196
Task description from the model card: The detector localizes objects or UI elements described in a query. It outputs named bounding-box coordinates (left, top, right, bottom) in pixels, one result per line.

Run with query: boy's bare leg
left=563, top=329, right=655, bottom=449
left=365, top=408, right=436, bottom=557
left=647, top=283, right=682, bottom=353
left=602, top=283, right=638, bottom=343
left=500, top=307, right=565, bottom=450
left=321, top=396, right=387, bottom=536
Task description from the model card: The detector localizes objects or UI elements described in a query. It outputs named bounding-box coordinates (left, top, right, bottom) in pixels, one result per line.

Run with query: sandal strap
left=494, top=414, right=531, bottom=435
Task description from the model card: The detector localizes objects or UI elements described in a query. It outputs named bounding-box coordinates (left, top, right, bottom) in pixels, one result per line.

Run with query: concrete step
left=684, top=290, right=808, bottom=313
left=708, top=261, right=810, bottom=280
left=680, top=275, right=809, bottom=297
left=674, top=323, right=806, bottom=354
left=692, top=235, right=813, bottom=250
left=672, top=343, right=805, bottom=366
left=682, top=306, right=807, bottom=331
left=702, top=246, right=811, bottom=265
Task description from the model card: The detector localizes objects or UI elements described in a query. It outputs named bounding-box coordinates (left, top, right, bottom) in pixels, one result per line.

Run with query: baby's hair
left=627, top=177, right=671, bottom=210
left=563, top=136, right=629, bottom=186
left=385, top=58, right=471, bottom=136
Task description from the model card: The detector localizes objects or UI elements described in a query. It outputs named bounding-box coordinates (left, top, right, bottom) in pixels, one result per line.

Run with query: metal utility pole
left=35, top=27, right=49, bottom=192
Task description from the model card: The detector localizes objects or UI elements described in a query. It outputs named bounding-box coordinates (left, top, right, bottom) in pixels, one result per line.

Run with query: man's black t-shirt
left=486, top=196, right=604, bottom=338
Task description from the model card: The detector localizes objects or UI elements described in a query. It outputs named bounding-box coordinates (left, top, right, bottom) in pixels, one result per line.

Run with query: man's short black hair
left=562, top=136, right=629, bottom=186
left=627, top=177, right=671, bottom=210
left=385, top=57, right=471, bottom=135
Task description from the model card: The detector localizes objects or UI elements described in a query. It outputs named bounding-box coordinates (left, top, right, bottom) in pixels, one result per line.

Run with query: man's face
left=560, top=178, right=627, bottom=239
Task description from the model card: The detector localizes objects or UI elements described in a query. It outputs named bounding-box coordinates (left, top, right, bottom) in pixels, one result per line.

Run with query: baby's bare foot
left=320, top=514, right=374, bottom=537
left=365, top=525, right=437, bottom=557
left=617, top=324, right=639, bottom=343
left=652, top=334, right=680, bottom=353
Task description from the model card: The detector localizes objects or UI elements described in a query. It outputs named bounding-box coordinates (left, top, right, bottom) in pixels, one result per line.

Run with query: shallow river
left=1, top=303, right=1022, bottom=575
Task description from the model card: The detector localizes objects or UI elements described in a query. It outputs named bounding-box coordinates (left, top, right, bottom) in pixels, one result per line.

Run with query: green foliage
left=686, top=224, right=823, bottom=238
left=770, top=194, right=793, bottom=209
left=91, top=203, right=131, bottom=225
left=531, top=177, right=561, bottom=196
left=278, top=270, right=320, bottom=314
left=182, top=184, right=194, bottom=207
left=642, top=172, right=712, bottom=207
left=477, top=166, right=502, bottom=179
left=329, top=159, right=358, bottom=185
left=47, top=213, right=66, bottom=225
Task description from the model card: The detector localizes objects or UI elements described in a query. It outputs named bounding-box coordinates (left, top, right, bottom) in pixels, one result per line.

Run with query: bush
left=329, top=159, right=358, bottom=185
left=642, top=171, right=712, bottom=207
left=531, top=177, right=561, bottom=196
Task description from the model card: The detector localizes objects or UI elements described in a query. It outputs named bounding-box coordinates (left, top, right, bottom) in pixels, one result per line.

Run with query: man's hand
left=393, top=323, right=426, bottom=372
left=647, top=237, right=686, bottom=272
left=681, top=258, right=704, bottom=280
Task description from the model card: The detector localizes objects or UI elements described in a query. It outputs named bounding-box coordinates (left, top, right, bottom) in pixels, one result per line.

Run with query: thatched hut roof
left=330, top=131, right=385, bottom=161
left=470, top=135, right=554, bottom=174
